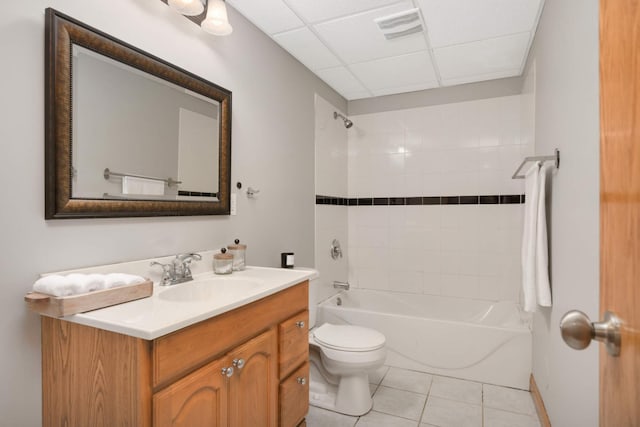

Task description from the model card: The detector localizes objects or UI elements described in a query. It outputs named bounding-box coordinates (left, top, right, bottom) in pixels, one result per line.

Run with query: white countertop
left=63, top=266, right=316, bottom=340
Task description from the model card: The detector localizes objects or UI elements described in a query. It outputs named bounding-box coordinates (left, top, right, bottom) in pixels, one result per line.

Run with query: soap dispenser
left=227, top=239, right=247, bottom=271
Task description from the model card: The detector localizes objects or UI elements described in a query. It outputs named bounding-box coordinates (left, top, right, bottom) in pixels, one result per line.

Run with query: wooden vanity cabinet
left=41, top=281, right=309, bottom=427
left=154, top=328, right=278, bottom=427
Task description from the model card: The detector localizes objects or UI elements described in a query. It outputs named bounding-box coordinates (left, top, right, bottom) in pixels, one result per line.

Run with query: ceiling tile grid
left=227, top=0, right=545, bottom=100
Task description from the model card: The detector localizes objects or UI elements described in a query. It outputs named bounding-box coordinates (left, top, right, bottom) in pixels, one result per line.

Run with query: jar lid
left=227, top=244, right=247, bottom=250
left=214, top=253, right=233, bottom=260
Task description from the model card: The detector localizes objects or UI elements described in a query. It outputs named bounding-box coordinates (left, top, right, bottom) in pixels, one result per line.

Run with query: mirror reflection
left=45, top=8, right=231, bottom=218
left=71, top=45, right=220, bottom=201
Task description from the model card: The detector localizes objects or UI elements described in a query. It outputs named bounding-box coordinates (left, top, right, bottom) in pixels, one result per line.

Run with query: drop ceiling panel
left=284, top=0, right=403, bottom=24
left=434, top=32, right=531, bottom=81
left=226, top=0, right=303, bottom=35
left=419, top=0, right=542, bottom=47
left=349, top=52, right=438, bottom=95
left=314, top=1, right=427, bottom=64
left=315, top=67, right=371, bottom=100
left=225, top=0, right=545, bottom=100
left=273, top=28, right=342, bottom=70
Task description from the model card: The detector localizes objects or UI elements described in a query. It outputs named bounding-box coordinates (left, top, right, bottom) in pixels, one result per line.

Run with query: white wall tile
left=347, top=96, right=524, bottom=302
left=389, top=270, right=424, bottom=293
left=423, top=273, right=443, bottom=295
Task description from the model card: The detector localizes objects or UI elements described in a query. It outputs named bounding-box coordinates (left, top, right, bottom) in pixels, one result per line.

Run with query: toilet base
left=309, top=357, right=373, bottom=416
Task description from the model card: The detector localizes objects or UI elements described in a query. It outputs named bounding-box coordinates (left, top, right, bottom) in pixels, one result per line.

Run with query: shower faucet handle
left=330, top=239, right=343, bottom=259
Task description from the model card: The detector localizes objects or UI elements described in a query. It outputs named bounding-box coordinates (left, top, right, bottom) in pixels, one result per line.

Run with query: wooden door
left=153, top=357, right=229, bottom=427
left=599, top=0, right=640, bottom=425
left=228, top=328, right=278, bottom=427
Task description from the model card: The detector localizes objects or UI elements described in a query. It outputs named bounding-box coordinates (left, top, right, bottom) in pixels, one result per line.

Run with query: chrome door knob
left=221, top=366, right=234, bottom=377
left=232, top=358, right=245, bottom=370
left=296, top=377, right=306, bottom=385
left=560, top=310, right=621, bottom=357
left=295, top=321, right=305, bottom=328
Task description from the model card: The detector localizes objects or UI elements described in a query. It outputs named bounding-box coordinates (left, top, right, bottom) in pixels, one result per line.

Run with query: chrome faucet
left=333, top=281, right=350, bottom=290
left=151, top=252, right=202, bottom=286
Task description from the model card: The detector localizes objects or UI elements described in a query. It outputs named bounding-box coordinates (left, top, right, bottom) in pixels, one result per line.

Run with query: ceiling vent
left=374, top=8, right=424, bottom=40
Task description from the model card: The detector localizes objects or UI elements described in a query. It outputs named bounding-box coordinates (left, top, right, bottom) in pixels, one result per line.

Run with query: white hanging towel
left=521, top=162, right=541, bottom=312
left=535, top=163, right=552, bottom=307
left=122, top=176, right=165, bottom=195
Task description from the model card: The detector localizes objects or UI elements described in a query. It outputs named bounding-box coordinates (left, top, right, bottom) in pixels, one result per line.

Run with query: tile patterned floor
left=306, top=366, right=541, bottom=427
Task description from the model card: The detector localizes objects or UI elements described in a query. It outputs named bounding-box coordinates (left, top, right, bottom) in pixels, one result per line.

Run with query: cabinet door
left=279, top=362, right=309, bottom=427
left=153, top=357, right=229, bottom=427
left=228, top=328, right=278, bottom=427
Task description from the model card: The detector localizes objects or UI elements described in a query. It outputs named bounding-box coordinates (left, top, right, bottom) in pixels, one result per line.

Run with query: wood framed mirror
left=45, top=8, right=231, bottom=219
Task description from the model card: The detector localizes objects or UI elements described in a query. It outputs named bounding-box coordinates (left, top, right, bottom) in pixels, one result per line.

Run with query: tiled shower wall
left=347, top=95, right=531, bottom=302
left=314, top=95, right=348, bottom=305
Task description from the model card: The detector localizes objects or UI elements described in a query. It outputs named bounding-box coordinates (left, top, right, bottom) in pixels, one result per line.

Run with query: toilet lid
left=313, top=323, right=385, bottom=352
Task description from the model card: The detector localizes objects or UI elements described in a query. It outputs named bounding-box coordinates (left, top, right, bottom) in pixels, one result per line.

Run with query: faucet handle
left=175, top=253, right=201, bottom=280
left=151, top=261, right=174, bottom=285
left=176, top=253, right=202, bottom=262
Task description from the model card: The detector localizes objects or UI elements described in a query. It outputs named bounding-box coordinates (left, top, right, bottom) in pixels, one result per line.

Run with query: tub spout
left=333, top=281, right=350, bottom=290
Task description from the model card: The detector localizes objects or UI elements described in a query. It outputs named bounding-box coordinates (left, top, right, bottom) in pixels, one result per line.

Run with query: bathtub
left=317, top=289, right=532, bottom=390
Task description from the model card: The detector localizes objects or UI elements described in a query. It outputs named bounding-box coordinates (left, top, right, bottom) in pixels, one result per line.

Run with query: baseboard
left=530, top=374, right=552, bottom=427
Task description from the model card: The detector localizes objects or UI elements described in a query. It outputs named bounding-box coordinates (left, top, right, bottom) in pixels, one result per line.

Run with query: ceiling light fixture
left=168, top=0, right=205, bottom=16
left=167, top=0, right=233, bottom=36
left=201, top=0, right=233, bottom=36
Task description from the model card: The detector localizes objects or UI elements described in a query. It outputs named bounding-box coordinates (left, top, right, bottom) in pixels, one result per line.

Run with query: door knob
left=559, top=310, right=621, bottom=357
left=221, top=366, right=234, bottom=377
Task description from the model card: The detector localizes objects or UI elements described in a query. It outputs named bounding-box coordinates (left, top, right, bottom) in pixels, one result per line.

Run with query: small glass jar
left=213, top=248, right=234, bottom=275
left=227, top=239, right=247, bottom=271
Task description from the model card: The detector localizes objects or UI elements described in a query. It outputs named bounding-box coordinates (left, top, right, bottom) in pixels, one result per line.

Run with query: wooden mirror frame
left=44, top=8, right=231, bottom=219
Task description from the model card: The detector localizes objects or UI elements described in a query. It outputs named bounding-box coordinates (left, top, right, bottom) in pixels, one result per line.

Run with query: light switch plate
left=230, top=192, right=237, bottom=215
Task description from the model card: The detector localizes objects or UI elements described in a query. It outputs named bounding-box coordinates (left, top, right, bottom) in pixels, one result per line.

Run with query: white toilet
left=308, top=276, right=386, bottom=416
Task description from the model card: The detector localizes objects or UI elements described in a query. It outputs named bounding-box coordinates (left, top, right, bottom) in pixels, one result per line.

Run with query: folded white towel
left=536, top=163, right=552, bottom=307
left=104, top=273, right=145, bottom=289
left=33, top=273, right=145, bottom=296
left=521, top=162, right=541, bottom=313
left=33, top=275, right=74, bottom=297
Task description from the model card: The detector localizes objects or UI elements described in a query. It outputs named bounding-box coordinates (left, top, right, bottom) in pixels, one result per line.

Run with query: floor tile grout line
left=417, top=380, right=432, bottom=426
left=482, top=382, right=485, bottom=427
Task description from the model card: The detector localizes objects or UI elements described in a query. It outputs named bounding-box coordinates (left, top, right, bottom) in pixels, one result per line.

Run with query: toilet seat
left=313, top=323, right=385, bottom=352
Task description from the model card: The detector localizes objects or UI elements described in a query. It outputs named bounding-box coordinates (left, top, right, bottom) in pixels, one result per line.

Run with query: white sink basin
left=159, top=277, right=263, bottom=302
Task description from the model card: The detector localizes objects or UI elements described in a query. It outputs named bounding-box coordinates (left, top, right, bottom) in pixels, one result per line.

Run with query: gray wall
left=348, top=76, right=523, bottom=115
left=0, top=1, right=345, bottom=425
left=526, top=1, right=600, bottom=426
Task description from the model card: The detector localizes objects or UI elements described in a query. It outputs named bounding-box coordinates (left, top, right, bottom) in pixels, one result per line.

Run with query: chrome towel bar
left=103, top=168, right=181, bottom=187
left=511, top=148, right=560, bottom=179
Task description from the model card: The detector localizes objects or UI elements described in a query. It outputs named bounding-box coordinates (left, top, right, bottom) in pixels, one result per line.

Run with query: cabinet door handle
left=232, top=358, right=245, bottom=370
left=296, top=377, right=306, bottom=385
left=296, top=321, right=305, bottom=328
left=221, top=366, right=234, bottom=377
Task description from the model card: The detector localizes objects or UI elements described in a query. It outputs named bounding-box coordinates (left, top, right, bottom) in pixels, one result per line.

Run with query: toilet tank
left=295, top=268, right=320, bottom=328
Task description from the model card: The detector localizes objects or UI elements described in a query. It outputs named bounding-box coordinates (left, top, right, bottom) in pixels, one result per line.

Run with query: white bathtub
left=317, top=289, right=532, bottom=390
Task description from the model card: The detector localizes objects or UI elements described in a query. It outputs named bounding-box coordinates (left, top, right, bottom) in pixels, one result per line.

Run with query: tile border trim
left=316, top=194, right=525, bottom=206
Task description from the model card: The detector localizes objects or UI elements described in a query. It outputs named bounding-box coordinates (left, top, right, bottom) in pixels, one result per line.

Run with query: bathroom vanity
left=39, top=266, right=312, bottom=427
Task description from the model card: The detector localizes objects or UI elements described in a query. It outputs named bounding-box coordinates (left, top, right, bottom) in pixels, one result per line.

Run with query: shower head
left=334, top=111, right=354, bottom=129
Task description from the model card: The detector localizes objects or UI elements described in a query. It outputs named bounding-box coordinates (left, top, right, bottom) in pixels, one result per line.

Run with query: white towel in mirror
left=122, top=176, right=165, bottom=195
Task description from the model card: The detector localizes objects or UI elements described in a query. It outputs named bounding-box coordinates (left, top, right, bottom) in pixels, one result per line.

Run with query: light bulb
left=201, top=0, right=233, bottom=36
left=168, top=0, right=204, bottom=16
